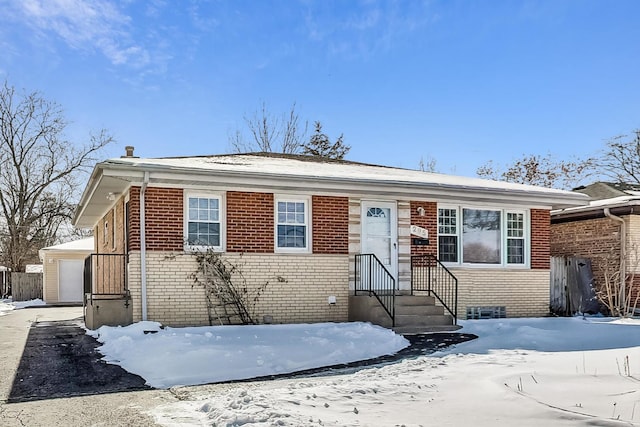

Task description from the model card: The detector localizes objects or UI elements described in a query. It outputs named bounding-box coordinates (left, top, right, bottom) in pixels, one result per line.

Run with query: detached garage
left=39, top=237, right=94, bottom=304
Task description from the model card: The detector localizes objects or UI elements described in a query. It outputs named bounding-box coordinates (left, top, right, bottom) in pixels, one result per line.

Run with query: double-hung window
left=437, top=208, right=458, bottom=263
left=275, top=197, right=310, bottom=252
left=185, top=194, right=223, bottom=250
left=437, top=206, right=528, bottom=267
left=506, top=212, right=525, bottom=264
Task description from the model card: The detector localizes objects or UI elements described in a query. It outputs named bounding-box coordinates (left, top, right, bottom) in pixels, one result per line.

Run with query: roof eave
left=551, top=200, right=640, bottom=222
left=74, top=160, right=589, bottom=228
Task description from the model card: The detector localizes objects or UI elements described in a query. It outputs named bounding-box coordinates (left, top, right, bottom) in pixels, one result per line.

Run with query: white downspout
left=604, top=208, right=626, bottom=314
left=140, top=171, right=150, bottom=321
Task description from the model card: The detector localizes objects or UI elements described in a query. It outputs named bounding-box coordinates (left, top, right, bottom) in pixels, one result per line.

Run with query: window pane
left=507, top=239, right=524, bottom=264
left=438, top=208, right=457, bottom=234
left=439, top=236, right=458, bottom=263
left=507, top=212, right=524, bottom=238
left=186, top=196, right=221, bottom=247
left=277, top=225, right=306, bottom=248
left=462, top=209, right=501, bottom=264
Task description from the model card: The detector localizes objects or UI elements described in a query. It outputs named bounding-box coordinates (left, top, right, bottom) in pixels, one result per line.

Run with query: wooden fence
left=10, top=273, right=43, bottom=302
left=550, top=256, right=600, bottom=315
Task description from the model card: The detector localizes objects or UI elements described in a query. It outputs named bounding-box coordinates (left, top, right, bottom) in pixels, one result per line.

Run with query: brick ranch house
left=73, top=149, right=588, bottom=330
left=551, top=182, right=640, bottom=313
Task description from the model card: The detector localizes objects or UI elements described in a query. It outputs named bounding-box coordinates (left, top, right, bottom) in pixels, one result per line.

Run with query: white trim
left=274, top=195, right=311, bottom=254
left=505, top=209, right=528, bottom=266
left=437, top=205, right=531, bottom=269
left=183, top=191, right=226, bottom=252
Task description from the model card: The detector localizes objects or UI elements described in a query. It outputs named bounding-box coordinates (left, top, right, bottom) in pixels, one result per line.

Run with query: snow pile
left=148, top=317, right=640, bottom=426
left=88, top=321, right=409, bottom=388
left=0, top=298, right=46, bottom=315
left=445, top=316, right=640, bottom=353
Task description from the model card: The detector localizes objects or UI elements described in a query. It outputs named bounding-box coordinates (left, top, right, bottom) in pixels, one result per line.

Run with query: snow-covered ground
left=89, top=316, right=640, bottom=426
left=0, top=298, right=46, bottom=316
left=87, top=321, right=409, bottom=388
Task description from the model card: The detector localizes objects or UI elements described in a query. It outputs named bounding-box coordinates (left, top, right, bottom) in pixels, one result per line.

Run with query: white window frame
left=437, top=206, right=459, bottom=264
left=183, top=192, right=225, bottom=252
left=274, top=195, right=311, bottom=253
left=505, top=210, right=527, bottom=266
left=437, top=205, right=529, bottom=268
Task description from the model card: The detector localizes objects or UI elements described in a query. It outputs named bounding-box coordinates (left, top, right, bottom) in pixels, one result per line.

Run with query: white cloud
left=304, top=0, right=438, bottom=60
left=14, top=0, right=150, bottom=68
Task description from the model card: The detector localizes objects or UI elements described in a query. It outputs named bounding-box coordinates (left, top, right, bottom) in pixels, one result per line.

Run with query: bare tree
left=229, top=102, right=308, bottom=154
left=597, top=243, right=640, bottom=317
left=0, top=81, right=113, bottom=272
left=476, top=154, right=592, bottom=189
left=598, top=130, right=640, bottom=184
left=301, top=121, right=350, bottom=160
left=418, top=155, right=438, bottom=172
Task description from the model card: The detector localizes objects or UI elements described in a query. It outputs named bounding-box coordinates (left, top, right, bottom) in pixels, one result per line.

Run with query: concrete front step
left=394, top=314, right=454, bottom=327
left=349, top=294, right=456, bottom=331
left=393, top=324, right=462, bottom=335
left=394, top=295, right=436, bottom=306
left=395, top=304, right=444, bottom=316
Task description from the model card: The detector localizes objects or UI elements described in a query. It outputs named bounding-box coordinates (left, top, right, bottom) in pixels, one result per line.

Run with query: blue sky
left=1, top=0, right=639, bottom=177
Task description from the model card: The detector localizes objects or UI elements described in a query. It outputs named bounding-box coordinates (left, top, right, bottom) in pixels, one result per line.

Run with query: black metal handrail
left=411, top=254, right=458, bottom=323
left=84, top=253, right=129, bottom=303
left=354, top=253, right=396, bottom=327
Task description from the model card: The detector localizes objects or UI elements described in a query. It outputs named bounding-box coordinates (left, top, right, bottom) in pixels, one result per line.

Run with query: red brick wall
left=312, top=195, right=349, bottom=254
left=227, top=191, right=274, bottom=253
left=128, top=186, right=184, bottom=251
left=410, top=201, right=437, bottom=256
left=531, top=209, right=551, bottom=269
left=551, top=216, right=621, bottom=290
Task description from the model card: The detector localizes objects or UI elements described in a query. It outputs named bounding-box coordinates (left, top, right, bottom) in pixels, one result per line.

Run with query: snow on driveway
left=0, top=298, right=46, bottom=316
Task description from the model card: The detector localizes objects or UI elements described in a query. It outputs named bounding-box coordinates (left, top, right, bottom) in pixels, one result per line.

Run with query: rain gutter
left=140, top=171, right=149, bottom=321
left=604, top=207, right=626, bottom=312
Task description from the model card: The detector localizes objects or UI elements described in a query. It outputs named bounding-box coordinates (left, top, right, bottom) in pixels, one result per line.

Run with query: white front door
left=361, top=201, right=398, bottom=282
left=58, top=259, right=84, bottom=302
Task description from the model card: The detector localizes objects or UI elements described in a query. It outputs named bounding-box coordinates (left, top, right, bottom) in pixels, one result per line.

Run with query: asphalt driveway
left=7, top=318, right=150, bottom=403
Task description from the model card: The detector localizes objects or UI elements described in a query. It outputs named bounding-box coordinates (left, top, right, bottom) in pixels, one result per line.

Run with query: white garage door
left=58, top=260, right=84, bottom=302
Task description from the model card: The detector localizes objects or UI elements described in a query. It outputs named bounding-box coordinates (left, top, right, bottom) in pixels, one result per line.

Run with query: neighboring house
left=72, top=148, right=588, bottom=330
left=551, top=182, right=640, bottom=311
left=39, top=237, right=94, bottom=304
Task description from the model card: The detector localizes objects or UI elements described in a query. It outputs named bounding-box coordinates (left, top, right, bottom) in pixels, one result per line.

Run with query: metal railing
left=84, top=253, right=129, bottom=303
left=411, top=254, right=458, bottom=323
left=354, top=254, right=396, bottom=327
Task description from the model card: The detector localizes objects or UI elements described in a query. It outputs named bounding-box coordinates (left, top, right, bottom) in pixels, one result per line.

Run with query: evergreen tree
left=301, top=121, right=350, bottom=160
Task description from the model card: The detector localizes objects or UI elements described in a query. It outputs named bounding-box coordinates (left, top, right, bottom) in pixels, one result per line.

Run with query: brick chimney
left=122, top=146, right=137, bottom=158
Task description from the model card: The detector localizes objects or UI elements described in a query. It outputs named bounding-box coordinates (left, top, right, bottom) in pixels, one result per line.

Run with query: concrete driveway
left=0, top=306, right=170, bottom=427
